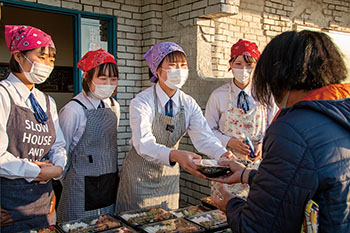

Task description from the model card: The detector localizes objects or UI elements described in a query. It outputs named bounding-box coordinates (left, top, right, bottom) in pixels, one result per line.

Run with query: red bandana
left=77, top=48, right=117, bottom=72
left=230, top=39, right=261, bottom=60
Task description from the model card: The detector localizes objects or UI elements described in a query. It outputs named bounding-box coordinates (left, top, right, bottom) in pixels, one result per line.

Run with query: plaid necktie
left=237, top=90, right=250, bottom=113
left=165, top=99, right=173, bottom=117
left=29, top=93, right=48, bottom=125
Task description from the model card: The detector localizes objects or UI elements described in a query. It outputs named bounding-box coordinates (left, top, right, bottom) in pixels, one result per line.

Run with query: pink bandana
left=230, top=39, right=261, bottom=60
left=144, top=42, right=187, bottom=82
left=5, top=25, right=55, bottom=54
left=77, top=48, right=117, bottom=72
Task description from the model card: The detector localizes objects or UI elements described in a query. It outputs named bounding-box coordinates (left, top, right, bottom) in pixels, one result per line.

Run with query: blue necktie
left=29, top=93, right=48, bottom=125
left=237, top=90, right=250, bottom=113
left=165, top=99, right=173, bottom=117
left=98, top=101, right=105, bottom=108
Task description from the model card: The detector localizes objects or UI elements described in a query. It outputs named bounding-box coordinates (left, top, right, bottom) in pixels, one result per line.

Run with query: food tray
left=171, top=205, right=210, bottom=218
left=193, top=159, right=232, bottom=178
left=186, top=209, right=228, bottom=232
left=117, top=207, right=176, bottom=228
left=141, top=218, right=205, bottom=233
left=58, top=214, right=121, bottom=233
left=100, top=225, right=137, bottom=233
left=19, top=225, right=61, bottom=233
left=200, top=197, right=217, bottom=210
left=212, top=228, right=232, bottom=233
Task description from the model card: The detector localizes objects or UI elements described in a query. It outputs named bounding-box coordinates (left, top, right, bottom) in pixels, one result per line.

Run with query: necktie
left=237, top=90, right=250, bottom=113
left=29, top=93, right=48, bottom=125
left=98, top=101, right=105, bottom=108
left=165, top=99, right=173, bottom=117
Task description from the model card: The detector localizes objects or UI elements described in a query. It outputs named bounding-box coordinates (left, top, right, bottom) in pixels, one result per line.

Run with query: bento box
left=200, top=197, right=217, bottom=210
left=212, top=228, right=232, bottom=233
left=58, top=214, right=122, bottom=233
left=193, top=160, right=232, bottom=178
left=117, top=207, right=176, bottom=228
left=141, top=218, right=205, bottom=233
left=171, top=205, right=210, bottom=218
left=20, top=225, right=61, bottom=233
left=186, top=209, right=228, bottom=232
left=99, top=225, right=136, bottom=233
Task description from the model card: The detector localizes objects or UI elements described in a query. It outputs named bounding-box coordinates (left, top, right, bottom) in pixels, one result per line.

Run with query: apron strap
left=70, top=98, right=87, bottom=109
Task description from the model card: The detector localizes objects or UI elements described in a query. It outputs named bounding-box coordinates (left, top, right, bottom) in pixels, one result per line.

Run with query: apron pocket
left=84, top=172, right=119, bottom=211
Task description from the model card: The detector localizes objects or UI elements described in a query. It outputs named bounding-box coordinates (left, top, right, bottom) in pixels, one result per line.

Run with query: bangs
left=230, top=55, right=257, bottom=64
left=164, top=51, right=187, bottom=63
left=97, top=63, right=119, bottom=78
left=39, top=46, right=56, bottom=58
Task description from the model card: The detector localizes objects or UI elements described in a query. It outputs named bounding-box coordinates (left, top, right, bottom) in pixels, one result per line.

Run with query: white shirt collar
left=8, top=73, right=34, bottom=101
left=155, top=82, right=180, bottom=107
left=83, top=91, right=103, bottom=109
left=231, top=79, right=252, bottom=97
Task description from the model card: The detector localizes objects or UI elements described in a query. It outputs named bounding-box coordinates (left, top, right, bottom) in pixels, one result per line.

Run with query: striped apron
left=116, top=86, right=186, bottom=213
left=57, top=99, right=119, bottom=222
left=0, top=85, right=56, bottom=233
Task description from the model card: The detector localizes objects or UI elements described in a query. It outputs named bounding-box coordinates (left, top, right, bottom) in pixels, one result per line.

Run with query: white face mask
left=232, top=68, right=252, bottom=84
left=91, top=81, right=116, bottom=100
left=276, top=91, right=290, bottom=109
left=20, top=55, right=53, bottom=84
left=163, top=68, right=189, bottom=90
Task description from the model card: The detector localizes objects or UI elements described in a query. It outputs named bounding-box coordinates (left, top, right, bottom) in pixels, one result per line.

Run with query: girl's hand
left=250, top=143, right=262, bottom=161
left=227, top=137, right=250, bottom=156
left=220, top=151, right=235, bottom=160
left=34, top=166, right=63, bottom=183
left=170, top=150, right=206, bottom=178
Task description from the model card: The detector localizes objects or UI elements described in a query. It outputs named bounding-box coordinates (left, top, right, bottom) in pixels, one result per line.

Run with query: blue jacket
left=226, top=95, right=350, bottom=232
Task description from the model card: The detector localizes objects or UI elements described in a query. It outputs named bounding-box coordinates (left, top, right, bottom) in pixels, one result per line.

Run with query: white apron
left=211, top=82, right=268, bottom=199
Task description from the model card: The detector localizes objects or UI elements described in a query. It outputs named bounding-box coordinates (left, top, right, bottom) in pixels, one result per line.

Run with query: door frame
left=0, top=0, right=117, bottom=95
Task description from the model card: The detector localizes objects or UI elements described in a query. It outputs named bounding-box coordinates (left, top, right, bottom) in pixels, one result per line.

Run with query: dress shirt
left=205, top=80, right=278, bottom=147
left=59, top=91, right=120, bottom=156
left=130, top=82, right=227, bottom=166
left=0, top=73, right=67, bottom=182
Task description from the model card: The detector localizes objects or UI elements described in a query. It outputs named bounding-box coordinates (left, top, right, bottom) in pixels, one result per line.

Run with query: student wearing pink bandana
left=57, top=49, right=120, bottom=222
left=0, top=25, right=66, bottom=232
left=205, top=39, right=277, bottom=199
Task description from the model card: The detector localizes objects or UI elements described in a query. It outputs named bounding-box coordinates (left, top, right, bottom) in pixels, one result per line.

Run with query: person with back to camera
left=210, top=30, right=350, bottom=232
left=116, top=41, right=233, bottom=213
left=0, top=25, right=67, bottom=232
left=205, top=39, right=277, bottom=199
left=57, top=49, right=120, bottom=222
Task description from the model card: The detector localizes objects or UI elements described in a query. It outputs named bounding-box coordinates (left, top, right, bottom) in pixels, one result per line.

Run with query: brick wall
left=12, top=0, right=350, bottom=206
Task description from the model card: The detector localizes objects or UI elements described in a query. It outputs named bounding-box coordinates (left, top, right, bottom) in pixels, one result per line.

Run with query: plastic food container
left=193, top=159, right=232, bottom=178
left=171, top=205, right=210, bottom=218
left=141, top=218, right=205, bottom=233
left=58, top=214, right=122, bottom=233
left=117, top=207, right=176, bottom=228
left=186, top=209, right=228, bottom=232
left=99, top=225, right=137, bottom=233
left=19, top=225, right=61, bottom=233
left=200, top=197, right=217, bottom=210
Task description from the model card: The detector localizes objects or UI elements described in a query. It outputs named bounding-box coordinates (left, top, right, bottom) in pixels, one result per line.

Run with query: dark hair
left=229, top=55, right=257, bottom=64
left=9, top=47, right=56, bottom=73
left=149, top=51, right=187, bottom=82
left=82, top=62, right=119, bottom=94
left=252, top=30, right=348, bottom=106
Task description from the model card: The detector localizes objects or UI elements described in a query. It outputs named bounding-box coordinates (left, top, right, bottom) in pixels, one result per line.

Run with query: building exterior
left=0, top=0, right=349, bottom=206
